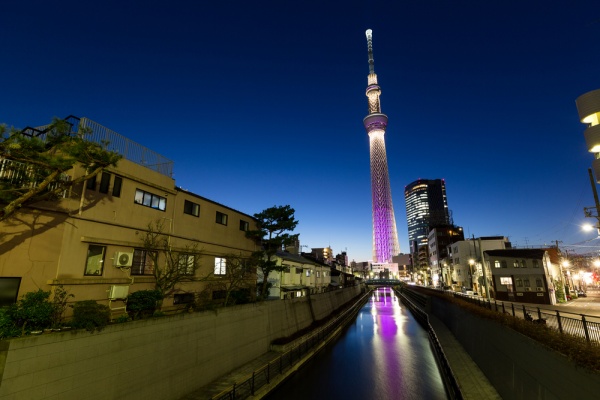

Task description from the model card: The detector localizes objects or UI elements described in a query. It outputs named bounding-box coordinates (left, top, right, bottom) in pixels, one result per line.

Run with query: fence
left=450, top=292, right=600, bottom=345
left=210, top=291, right=371, bottom=400
left=17, top=115, right=174, bottom=178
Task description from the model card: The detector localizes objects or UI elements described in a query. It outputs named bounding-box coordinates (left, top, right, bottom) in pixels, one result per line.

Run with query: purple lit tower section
left=363, top=29, right=400, bottom=264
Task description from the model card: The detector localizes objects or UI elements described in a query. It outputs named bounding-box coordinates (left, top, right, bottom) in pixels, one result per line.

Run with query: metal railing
left=211, top=291, right=371, bottom=400
left=16, top=115, right=174, bottom=178
left=0, top=157, right=71, bottom=197
left=450, top=292, right=600, bottom=345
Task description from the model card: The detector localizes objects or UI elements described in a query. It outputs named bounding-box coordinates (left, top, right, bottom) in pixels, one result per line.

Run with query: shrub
left=0, top=308, right=21, bottom=339
left=126, top=290, right=163, bottom=320
left=11, top=289, right=54, bottom=333
left=72, top=300, right=110, bottom=332
left=51, top=285, right=74, bottom=328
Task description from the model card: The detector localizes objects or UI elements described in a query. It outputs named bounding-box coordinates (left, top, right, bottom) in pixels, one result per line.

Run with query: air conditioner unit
left=524, top=287, right=531, bottom=291
left=115, top=252, right=133, bottom=267
left=108, top=285, right=130, bottom=300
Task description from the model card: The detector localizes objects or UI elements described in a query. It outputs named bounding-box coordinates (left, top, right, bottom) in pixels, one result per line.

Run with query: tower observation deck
left=363, top=29, right=400, bottom=264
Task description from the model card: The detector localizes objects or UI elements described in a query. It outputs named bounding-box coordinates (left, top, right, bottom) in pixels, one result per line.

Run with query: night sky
left=2, top=1, right=600, bottom=262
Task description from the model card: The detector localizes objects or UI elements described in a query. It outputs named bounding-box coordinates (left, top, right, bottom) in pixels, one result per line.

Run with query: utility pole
left=478, top=237, right=491, bottom=300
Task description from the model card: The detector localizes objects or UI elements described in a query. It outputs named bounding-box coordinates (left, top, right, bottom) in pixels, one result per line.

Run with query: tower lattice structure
left=363, top=29, right=400, bottom=263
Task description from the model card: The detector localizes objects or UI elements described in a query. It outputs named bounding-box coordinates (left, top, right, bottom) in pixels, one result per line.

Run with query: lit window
left=134, top=189, right=166, bottom=211
left=184, top=200, right=200, bottom=217
left=520, top=260, right=527, bottom=268
left=216, top=211, right=228, bottom=225
left=84, top=245, right=105, bottom=276
left=500, top=277, right=512, bottom=285
left=214, top=257, right=227, bottom=275
left=494, top=261, right=501, bottom=268
left=513, top=260, right=519, bottom=268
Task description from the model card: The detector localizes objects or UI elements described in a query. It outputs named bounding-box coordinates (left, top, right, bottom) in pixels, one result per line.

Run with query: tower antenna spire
left=366, top=29, right=375, bottom=74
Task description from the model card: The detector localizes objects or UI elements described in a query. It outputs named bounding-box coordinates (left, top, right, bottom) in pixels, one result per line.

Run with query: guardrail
left=395, top=289, right=463, bottom=400
left=211, top=291, right=372, bottom=400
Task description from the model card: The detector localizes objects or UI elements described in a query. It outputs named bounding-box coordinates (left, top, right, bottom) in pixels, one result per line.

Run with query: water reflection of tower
left=363, top=29, right=400, bottom=264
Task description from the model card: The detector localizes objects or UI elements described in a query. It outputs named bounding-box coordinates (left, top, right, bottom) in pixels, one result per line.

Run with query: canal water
left=265, top=287, right=448, bottom=399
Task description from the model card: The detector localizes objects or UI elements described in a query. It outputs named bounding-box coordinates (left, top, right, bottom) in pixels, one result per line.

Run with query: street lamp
left=468, top=259, right=476, bottom=292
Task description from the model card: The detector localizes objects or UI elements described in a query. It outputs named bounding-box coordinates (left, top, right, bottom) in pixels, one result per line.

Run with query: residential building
left=428, top=225, right=464, bottom=288
left=447, top=236, right=511, bottom=295
left=485, top=249, right=561, bottom=305
left=263, top=251, right=331, bottom=299
left=0, top=117, right=258, bottom=313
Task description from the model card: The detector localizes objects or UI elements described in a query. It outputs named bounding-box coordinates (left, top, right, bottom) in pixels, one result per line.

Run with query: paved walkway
left=179, top=351, right=281, bottom=400
left=428, top=314, right=501, bottom=400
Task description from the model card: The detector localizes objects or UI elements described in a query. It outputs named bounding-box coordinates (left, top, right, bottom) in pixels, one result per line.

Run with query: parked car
left=577, top=290, right=587, bottom=297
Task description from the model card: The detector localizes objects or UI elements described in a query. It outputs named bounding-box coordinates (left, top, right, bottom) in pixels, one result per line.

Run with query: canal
left=265, top=287, right=448, bottom=399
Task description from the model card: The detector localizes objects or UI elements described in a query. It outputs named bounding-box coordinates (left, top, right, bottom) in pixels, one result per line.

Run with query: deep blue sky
left=2, top=1, right=600, bottom=262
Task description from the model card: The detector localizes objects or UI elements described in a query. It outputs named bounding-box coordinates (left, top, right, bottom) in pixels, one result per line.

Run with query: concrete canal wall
left=0, top=285, right=363, bottom=400
left=430, top=297, right=600, bottom=400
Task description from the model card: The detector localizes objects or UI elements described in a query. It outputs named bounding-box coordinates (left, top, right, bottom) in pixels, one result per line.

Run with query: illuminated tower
left=363, top=29, right=400, bottom=263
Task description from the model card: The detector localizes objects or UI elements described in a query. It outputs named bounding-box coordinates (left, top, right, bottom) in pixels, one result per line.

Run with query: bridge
left=364, top=278, right=402, bottom=286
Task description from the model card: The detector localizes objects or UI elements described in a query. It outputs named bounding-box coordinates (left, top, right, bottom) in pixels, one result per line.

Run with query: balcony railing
left=0, top=157, right=71, bottom=198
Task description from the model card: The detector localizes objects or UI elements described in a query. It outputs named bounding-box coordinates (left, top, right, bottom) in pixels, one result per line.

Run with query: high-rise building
left=404, top=178, right=450, bottom=249
left=363, top=29, right=400, bottom=265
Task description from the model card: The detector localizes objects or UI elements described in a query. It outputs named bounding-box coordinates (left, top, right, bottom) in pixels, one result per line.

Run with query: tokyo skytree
left=363, top=29, right=400, bottom=263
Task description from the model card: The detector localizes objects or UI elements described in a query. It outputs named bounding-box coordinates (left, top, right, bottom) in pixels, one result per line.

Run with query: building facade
left=404, top=178, right=450, bottom=248
left=486, top=249, right=561, bottom=305
left=0, top=117, right=258, bottom=313
left=428, top=225, right=464, bottom=288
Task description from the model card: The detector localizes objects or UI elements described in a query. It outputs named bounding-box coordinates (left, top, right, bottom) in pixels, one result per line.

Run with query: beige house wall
left=0, top=157, right=258, bottom=310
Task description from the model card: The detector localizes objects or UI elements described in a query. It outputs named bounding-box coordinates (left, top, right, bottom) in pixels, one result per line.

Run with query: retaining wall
left=0, top=285, right=362, bottom=400
left=431, top=297, right=600, bottom=400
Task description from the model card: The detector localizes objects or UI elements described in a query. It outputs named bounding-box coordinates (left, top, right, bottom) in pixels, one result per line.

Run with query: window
left=184, top=200, right=200, bottom=217
left=284, top=267, right=291, bottom=273
left=178, top=254, right=196, bottom=275
left=500, top=277, right=512, bottom=285
left=494, top=261, right=501, bottom=268
left=132, top=249, right=155, bottom=275
left=515, top=278, right=523, bottom=287
left=0, top=277, right=21, bottom=306
left=524, top=279, right=531, bottom=287
left=216, top=211, right=228, bottom=225
left=501, top=261, right=507, bottom=268
left=316, top=271, right=320, bottom=278
left=520, top=260, right=527, bottom=268
left=134, top=189, right=166, bottom=211
left=306, top=269, right=312, bottom=277
left=112, top=176, right=123, bottom=197
left=173, top=293, right=195, bottom=305
left=214, top=257, right=227, bottom=275
left=513, top=260, right=519, bottom=268
left=99, top=172, right=111, bottom=194
left=84, top=245, right=105, bottom=276
left=536, top=278, right=543, bottom=287
left=86, top=175, right=97, bottom=191
left=239, top=220, right=249, bottom=231
left=532, top=260, right=539, bottom=268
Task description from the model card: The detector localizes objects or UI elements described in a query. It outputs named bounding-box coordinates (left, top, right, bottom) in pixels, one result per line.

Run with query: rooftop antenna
left=366, top=29, right=375, bottom=74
